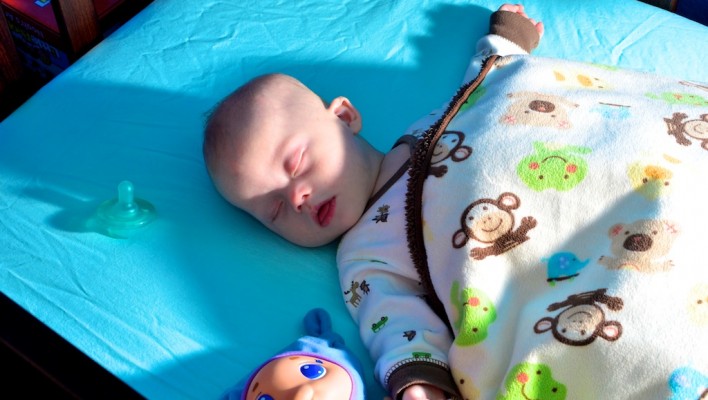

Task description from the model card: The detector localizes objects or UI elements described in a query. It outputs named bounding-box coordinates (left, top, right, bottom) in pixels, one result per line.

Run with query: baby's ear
left=329, top=97, right=362, bottom=134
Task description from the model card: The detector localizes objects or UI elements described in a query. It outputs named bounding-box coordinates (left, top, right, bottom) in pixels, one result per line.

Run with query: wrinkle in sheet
left=607, top=14, right=672, bottom=65
left=5, top=241, right=212, bottom=358
left=3, top=240, right=107, bottom=308
left=1, top=211, right=94, bottom=269
left=6, top=268, right=207, bottom=398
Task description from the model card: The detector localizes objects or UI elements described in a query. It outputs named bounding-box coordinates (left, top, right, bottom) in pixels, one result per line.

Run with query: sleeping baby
left=203, top=3, right=708, bottom=399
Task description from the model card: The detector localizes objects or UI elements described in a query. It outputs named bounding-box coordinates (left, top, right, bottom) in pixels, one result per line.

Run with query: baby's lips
left=313, top=197, right=336, bottom=227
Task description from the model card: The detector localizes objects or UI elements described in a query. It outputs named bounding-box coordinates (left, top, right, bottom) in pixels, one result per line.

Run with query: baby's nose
left=289, top=182, right=310, bottom=212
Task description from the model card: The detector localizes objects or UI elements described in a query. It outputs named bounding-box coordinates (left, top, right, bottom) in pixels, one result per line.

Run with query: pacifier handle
left=117, top=181, right=138, bottom=217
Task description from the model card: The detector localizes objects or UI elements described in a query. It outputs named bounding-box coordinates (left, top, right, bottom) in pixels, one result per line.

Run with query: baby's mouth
left=314, top=197, right=336, bottom=227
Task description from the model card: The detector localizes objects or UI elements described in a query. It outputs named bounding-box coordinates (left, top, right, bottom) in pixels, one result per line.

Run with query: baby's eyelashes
left=270, top=200, right=283, bottom=222
left=286, top=147, right=305, bottom=177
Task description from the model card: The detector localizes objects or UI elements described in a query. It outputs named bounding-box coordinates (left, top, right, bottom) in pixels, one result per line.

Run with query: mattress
left=1, top=0, right=706, bottom=398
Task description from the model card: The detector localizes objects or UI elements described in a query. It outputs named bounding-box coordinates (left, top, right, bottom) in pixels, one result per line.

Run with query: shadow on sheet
left=0, top=4, right=495, bottom=399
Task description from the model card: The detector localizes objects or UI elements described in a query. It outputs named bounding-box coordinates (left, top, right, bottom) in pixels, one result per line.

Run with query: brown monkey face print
left=534, top=289, right=624, bottom=346
left=464, top=201, right=515, bottom=243
left=554, top=304, right=610, bottom=342
left=664, top=112, right=708, bottom=150
left=429, top=130, right=472, bottom=178
left=431, top=131, right=472, bottom=165
left=452, top=193, right=537, bottom=260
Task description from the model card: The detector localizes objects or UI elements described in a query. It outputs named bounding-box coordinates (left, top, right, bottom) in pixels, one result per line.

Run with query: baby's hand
left=499, top=3, right=544, bottom=38
left=401, top=384, right=447, bottom=400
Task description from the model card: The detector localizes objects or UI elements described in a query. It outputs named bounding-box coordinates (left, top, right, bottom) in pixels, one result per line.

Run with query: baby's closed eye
left=286, top=147, right=305, bottom=177
left=270, top=200, right=283, bottom=222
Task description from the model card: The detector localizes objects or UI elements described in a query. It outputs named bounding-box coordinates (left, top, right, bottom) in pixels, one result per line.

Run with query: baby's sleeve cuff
left=488, top=10, right=540, bottom=53
left=387, top=361, right=460, bottom=400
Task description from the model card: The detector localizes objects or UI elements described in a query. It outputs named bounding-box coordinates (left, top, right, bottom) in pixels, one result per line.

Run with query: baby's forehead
left=216, top=125, right=284, bottom=195
left=232, top=115, right=286, bottom=160
left=217, top=95, right=282, bottom=147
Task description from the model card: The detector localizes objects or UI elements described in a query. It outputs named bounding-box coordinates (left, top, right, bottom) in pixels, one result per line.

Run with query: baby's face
left=212, top=92, right=380, bottom=247
left=245, top=355, right=353, bottom=400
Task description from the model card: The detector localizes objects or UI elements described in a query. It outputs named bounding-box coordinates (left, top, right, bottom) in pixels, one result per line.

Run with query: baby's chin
left=286, top=223, right=353, bottom=248
left=283, top=209, right=361, bottom=247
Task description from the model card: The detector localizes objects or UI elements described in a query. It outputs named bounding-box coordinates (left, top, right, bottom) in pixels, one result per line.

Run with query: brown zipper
left=404, top=55, right=500, bottom=330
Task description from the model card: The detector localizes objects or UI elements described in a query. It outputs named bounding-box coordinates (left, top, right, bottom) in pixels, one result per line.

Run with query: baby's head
left=203, top=74, right=383, bottom=247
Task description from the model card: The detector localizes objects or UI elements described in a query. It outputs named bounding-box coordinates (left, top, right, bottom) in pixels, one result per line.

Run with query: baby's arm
left=338, top=256, right=459, bottom=399
left=404, top=4, right=543, bottom=139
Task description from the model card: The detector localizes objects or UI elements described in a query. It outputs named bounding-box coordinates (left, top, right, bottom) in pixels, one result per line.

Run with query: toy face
left=246, top=355, right=353, bottom=400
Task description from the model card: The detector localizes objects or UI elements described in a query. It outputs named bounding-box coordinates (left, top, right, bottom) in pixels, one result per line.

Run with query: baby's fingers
left=533, top=20, right=545, bottom=38
left=499, top=3, right=543, bottom=38
left=499, top=3, right=527, bottom=16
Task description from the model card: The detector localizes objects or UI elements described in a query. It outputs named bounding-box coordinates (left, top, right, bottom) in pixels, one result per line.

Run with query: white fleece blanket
left=407, top=54, right=708, bottom=399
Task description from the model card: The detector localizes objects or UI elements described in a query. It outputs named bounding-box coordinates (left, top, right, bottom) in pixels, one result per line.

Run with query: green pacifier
left=95, top=180, right=156, bottom=238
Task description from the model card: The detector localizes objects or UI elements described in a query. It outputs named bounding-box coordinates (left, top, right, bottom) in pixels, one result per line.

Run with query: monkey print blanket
left=405, top=55, right=708, bottom=399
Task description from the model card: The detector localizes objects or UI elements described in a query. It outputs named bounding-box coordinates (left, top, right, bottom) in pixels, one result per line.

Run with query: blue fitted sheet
left=1, top=0, right=706, bottom=398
